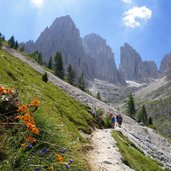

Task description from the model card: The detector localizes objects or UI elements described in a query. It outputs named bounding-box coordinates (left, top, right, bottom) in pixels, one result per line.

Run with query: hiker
left=116, top=114, right=123, bottom=127
left=111, top=114, right=116, bottom=128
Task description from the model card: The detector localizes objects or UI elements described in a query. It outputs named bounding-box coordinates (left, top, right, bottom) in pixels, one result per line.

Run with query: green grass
left=0, top=49, right=94, bottom=171
left=112, top=131, right=168, bottom=171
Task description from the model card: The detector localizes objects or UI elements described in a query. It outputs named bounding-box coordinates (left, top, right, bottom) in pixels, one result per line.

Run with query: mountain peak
left=51, top=15, right=75, bottom=28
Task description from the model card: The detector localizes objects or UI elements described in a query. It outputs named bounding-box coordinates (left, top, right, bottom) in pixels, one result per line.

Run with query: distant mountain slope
left=132, top=76, right=171, bottom=138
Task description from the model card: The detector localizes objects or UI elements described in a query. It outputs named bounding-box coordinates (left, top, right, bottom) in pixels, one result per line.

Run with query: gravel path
left=87, top=129, right=134, bottom=171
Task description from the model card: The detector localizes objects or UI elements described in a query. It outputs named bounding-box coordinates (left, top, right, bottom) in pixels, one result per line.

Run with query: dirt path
left=86, top=129, right=133, bottom=171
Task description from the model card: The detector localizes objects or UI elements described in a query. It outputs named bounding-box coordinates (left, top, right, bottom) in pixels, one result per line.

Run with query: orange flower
left=49, top=166, right=54, bottom=171
left=25, top=135, right=36, bottom=143
left=0, top=85, right=5, bottom=94
left=31, top=126, right=40, bottom=135
left=15, top=115, right=21, bottom=119
left=31, top=99, right=40, bottom=107
left=7, top=88, right=14, bottom=95
left=17, top=105, right=29, bottom=113
left=55, top=153, right=64, bottom=162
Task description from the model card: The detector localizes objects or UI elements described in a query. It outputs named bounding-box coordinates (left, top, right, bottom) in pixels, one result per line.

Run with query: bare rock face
left=22, top=15, right=125, bottom=84
left=160, top=52, right=171, bottom=80
left=23, top=15, right=95, bottom=80
left=83, top=33, right=125, bottom=84
left=143, top=61, right=158, bottom=79
left=21, top=40, right=35, bottom=53
left=119, top=43, right=158, bottom=83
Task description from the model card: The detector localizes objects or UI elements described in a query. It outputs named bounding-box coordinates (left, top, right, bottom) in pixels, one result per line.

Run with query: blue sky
left=0, top=0, right=171, bottom=68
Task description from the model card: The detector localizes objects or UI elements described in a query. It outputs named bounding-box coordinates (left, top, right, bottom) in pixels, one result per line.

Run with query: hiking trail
left=86, top=128, right=133, bottom=171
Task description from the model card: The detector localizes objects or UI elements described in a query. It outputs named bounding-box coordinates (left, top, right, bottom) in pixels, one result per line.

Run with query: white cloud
left=30, top=0, right=44, bottom=9
left=122, top=0, right=132, bottom=3
left=122, top=6, right=152, bottom=28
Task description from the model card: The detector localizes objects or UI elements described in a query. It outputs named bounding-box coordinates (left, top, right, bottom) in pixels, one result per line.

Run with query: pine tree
left=38, top=52, right=43, bottom=65
left=42, top=72, right=48, bottom=82
left=141, top=105, right=147, bottom=124
left=15, top=41, right=18, bottom=49
left=1, top=35, right=5, bottom=41
left=0, top=39, right=2, bottom=49
left=148, top=117, right=153, bottom=125
left=97, top=91, right=102, bottom=101
left=127, top=93, right=136, bottom=118
left=67, top=64, right=75, bottom=85
left=54, top=52, right=64, bottom=79
left=137, top=105, right=148, bottom=125
left=48, top=56, right=53, bottom=69
left=78, top=72, right=85, bottom=91
left=8, top=35, right=15, bottom=48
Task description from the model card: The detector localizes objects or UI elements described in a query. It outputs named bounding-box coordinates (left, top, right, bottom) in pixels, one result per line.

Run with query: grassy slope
left=0, top=49, right=94, bottom=171
left=145, top=97, right=171, bottom=139
left=112, top=131, right=168, bottom=171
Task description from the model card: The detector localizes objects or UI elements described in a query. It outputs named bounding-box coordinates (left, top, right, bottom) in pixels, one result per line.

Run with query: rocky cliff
left=22, top=15, right=126, bottom=84
left=160, top=52, right=171, bottom=80
left=119, top=43, right=158, bottom=83
left=23, top=15, right=95, bottom=80
left=83, top=33, right=125, bottom=84
left=143, top=60, right=158, bottom=79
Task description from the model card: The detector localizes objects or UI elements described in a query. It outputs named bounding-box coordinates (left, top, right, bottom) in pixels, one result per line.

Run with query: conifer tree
left=141, top=105, right=147, bottom=124
left=1, top=35, right=5, bottom=41
left=137, top=105, right=148, bottom=125
left=54, top=52, right=64, bottom=79
left=38, top=52, right=43, bottom=65
left=48, top=56, right=53, bottom=69
left=15, top=41, right=18, bottom=49
left=148, top=116, right=153, bottom=125
left=0, top=39, right=2, bottom=49
left=97, top=91, right=102, bottom=101
left=42, top=72, right=48, bottom=82
left=8, top=35, right=15, bottom=48
left=67, top=64, right=75, bottom=85
left=78, top=72, right=85, bottom=91
left=127, top=93, right=136, bottom=118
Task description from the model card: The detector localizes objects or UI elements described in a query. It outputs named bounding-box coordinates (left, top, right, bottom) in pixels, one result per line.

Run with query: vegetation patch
left=112, top=131, right=168, bottom=171
left=0, top=49, right=94, bottom=170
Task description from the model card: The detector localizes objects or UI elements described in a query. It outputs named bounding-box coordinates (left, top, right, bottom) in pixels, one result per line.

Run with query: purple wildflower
left=69, top=159, right=73, bottom=163
left=26, top=144, right=32, bottom=149
left=38, top=149, right=43, bottom=156
left=43, top=147, right=49, bottom=154
left=65, top=164, right=70, bottom=169
left=61, top=147, right=66, bottom=154
left=35, top=168, right=39, bottom=171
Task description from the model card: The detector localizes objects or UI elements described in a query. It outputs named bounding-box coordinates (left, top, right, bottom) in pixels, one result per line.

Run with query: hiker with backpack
left=116, top=114, right=123, bottom=127
left=111, top=114, right=116, bottom=128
